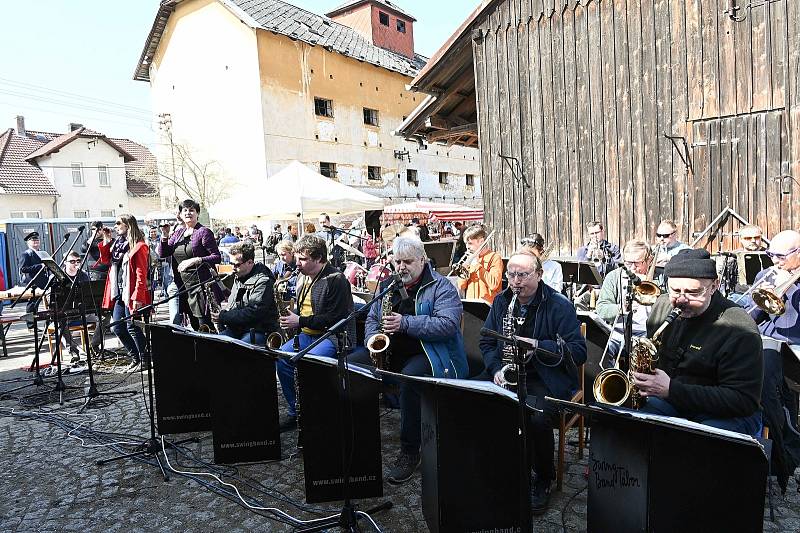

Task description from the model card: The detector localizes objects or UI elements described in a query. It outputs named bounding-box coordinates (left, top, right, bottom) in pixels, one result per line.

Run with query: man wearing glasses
left=632, top=249, right=763, bottom=435
left=595, top=240, right=655, bottom=363
left=653, top=219, right=691, bottom=267
left=480, top=251, right=586, bottom=515
left=54, top=251, right=97, bottom=365
left=212, top=242, right=279, bottom=345
left=576, top=221, right=621, bottom=277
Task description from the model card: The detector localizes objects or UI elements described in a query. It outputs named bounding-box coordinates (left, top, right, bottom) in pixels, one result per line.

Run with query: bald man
left=749, top=230, right=800, bottom=344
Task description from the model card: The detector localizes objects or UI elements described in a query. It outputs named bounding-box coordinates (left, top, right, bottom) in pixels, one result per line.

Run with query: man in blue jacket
left=481, top=250, right=586, bottom=515
left=353, top=236, right=467, bottom=485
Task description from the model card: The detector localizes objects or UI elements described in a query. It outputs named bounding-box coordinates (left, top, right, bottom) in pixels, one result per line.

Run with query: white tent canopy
left=208, top=161, right=385, bottom=221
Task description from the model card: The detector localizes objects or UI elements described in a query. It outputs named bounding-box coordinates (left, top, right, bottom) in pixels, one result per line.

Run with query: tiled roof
left=0, top=125, right=158, bottom=198
left=326, top=0, right=417, bottom=21
left=25, top=127, right=135, bottom=162
left=134, top=0, right=427, bottom=81
left=109, top=137, right=160, bottom=197
left=0, top=129, right=58, bottom=196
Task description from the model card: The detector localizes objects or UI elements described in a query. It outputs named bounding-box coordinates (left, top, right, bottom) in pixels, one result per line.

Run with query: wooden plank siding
left=470, top=0, right=799, bottom=256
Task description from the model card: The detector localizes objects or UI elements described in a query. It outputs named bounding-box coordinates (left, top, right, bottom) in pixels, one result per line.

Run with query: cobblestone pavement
left=0, top=312, right=798, bottom=531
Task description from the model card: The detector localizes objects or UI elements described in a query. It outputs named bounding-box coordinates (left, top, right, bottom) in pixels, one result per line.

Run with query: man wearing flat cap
left=632, top=248, right=763, bottom=434
left=19, top=231, right=48, bottom=329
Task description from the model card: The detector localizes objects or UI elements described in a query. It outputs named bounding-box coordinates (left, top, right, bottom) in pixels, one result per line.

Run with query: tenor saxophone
left=267, top=271, right=297, bottom=349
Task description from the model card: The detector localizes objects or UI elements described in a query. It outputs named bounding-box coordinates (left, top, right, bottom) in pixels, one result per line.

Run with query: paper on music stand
left=301, top=353, right=381, bottom=380
left=36, top=251, right=68, bottom=282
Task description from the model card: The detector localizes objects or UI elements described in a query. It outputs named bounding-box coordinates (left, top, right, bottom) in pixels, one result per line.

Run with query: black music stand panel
left=151, top=325, right=213, bottom=434
left=556, top=259, right=603, bottom=286
left=461, top=299, right=491, bottom=378
left=207, top=339, right=281, bottom=464
left=580, top=404, right=767, bottom=533
left=297, top=357, right=383, bottom=503
left=421, top=383, right=523, bottom=533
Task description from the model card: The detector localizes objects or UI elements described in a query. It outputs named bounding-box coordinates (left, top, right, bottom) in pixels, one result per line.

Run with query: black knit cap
left=664, top=248, right=717, bottom=279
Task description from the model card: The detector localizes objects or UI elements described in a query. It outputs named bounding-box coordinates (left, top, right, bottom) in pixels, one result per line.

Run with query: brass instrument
left=740, top=266, right=800, bottom=316
left=593, top=307, right=680, bottom=408
left=365, top=291, right=392, bottom=369
left=199, top=283, right=223, bottom=333
left=632, top=247, right=662, bottom=306
left=498, top=288, right=522, bottom=388
left=448, top=230, right=496, bottom=279
left=267, top=271, right=297, bottom=349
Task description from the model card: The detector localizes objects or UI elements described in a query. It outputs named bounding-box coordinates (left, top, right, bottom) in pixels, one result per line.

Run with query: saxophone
left=267, top=271, right=297, bottom=349
left=365, top=291, right=392, bottom=369
left=199, top=283, right=223, bottom=333
left=593, top=307, right=680, bottom=408
left=498, top=288, right=522, bottom=388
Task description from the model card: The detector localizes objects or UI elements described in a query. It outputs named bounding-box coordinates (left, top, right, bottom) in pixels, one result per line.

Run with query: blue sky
left=0, top=0, right=475, bottom=147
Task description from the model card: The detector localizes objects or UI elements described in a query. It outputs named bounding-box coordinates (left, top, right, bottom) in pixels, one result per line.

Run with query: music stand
left=555, top=258, right=603, bottom=302
left=740, top=252, right=774, bottom=285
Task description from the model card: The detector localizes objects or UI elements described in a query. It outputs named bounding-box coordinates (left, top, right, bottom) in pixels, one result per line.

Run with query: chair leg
left=557, top=419, right=566, bottom=492
left=47, top=332, right=54, bottom=363
left=767, top=475, right=775, bottom=521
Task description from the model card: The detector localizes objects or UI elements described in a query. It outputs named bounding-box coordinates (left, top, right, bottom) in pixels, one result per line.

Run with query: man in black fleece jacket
left=633, top=248, right=763, bottom=435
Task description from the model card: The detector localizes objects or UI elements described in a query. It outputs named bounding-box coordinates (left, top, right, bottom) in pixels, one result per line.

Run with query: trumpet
left=448, top=229, right=496, bottom=279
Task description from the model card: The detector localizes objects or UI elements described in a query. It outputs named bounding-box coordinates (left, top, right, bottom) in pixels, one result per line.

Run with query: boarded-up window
left=368, top=166, right=381, bottom=181
left=363, top=108, right=379, bottom=126
left=314, top=97, right=333, bottom=118
left=320, top=162, right=337, bottom=179
left=407, top=169, right=418, bottom=184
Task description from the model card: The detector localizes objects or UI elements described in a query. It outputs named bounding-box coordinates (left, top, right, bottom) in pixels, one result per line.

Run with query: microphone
left=617, top=262, right=642, bottom=286
left=76, top=225, right=85, bottom=232
left=392, top=273, right=409, bottom=300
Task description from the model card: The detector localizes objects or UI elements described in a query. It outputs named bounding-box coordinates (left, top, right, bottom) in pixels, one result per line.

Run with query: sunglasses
left=656, top=231, right=675, bottom=238
left=766, top=247, right=799, bottom=260
left=231, top=260, right=252, bottom=268
left=66, top=259, right=80, bottom=264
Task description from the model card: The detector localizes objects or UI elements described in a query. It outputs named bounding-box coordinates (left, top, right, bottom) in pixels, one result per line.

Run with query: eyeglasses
left=506, top=270, right=535, bottom=280
left=667, top=285, right=712, bottom=300
left=766, top=247, right=799, bottom=260
left=656, top=231, right=676, bottom=238
left=66, top=259, right=80, bottom=264
left=623, top=259, right=647, bottom=267
left=231, top=260, right=250, bottom=268
left=740, top=235, right=762, bottom=240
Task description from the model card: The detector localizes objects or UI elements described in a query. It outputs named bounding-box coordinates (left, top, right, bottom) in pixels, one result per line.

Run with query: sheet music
left=302, top=353, right=381, bottom=380
left=599, top=405, right=760, bottom=445
left=761, top=335, right=800, bottom=362
left=377, top=371, right=520, bottom=402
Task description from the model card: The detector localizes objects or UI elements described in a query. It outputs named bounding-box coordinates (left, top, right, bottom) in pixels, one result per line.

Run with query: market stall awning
left=208, top=161, right=385, bottom=220
left=381, top=201, right=483, bottom=224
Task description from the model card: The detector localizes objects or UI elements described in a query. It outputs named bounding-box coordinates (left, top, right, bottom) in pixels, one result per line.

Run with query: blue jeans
left=166, top=282, right=181, bottom=326
left=641, top=397, right=762, bottom=436
left=275, top=333, right=337, bottom=417
left=219, top=328, right=266, bottom=346
left=111, top=298, right=146, bottom=361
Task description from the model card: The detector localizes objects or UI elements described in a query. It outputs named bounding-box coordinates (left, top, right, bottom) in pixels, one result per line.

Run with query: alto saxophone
left=365, top=291, right=392, bottom=369
left=199, top=283, right=223, bottom=333
left=498, top=288, right=522, bottom=388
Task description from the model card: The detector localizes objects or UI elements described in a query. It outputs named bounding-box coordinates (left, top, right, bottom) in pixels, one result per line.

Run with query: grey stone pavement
left=0, top=302, right=798, bottom=532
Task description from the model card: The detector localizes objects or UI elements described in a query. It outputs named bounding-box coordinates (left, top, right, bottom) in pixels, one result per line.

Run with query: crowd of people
left=13, top=200, right=800, bottom=516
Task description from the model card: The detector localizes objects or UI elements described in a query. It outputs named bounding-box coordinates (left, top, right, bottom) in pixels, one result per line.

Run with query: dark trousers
left=25, top=298, right=39, bottom=328
left=525, top=376, right=560, bottom=483
left=348, top=349, right=431, bottom=455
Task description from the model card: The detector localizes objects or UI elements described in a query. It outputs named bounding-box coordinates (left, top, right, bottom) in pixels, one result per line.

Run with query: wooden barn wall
left=472, top=0, right=800, bottom=256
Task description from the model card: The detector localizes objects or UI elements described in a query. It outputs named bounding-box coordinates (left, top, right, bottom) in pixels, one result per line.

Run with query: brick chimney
left=16, top=115, right=26, bottom=136
left=326, top=1, right=416, bottom=60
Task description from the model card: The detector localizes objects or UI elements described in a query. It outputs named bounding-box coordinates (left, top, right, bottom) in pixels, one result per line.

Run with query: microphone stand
left=509, top=300, right=533, bottom=533
left=96, top=275, right=223, bottom=480
left=290, top=277, right=400, bottom=532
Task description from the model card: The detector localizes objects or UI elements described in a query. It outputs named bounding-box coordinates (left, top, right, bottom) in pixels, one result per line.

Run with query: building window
left=439, top=172, right=448, bottom=185
left=10, top=211, right=41, bottom=219
left=100, top=210, right=115, bottom=217
left=379, top=11, right=389, bottom=26
left=73, top=210, right=89, bottom=218
left=406, top=169, right=418, bottom=184
left=466, top=174, right=475, bottom=187
left=314, top=97, right=334, bottom=118
left=367, top=166, right=381, bottom=181
left=363, top=107, right=379, bottom=126
left=320, top=162, right=337, bottom=179
left=71, top=163, right=84, bottom=186
left=397, top=19, right=406, bottom=33
left=98, top=164, right=110, bottom=186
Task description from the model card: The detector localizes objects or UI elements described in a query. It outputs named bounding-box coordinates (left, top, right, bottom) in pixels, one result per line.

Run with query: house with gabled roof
left=134, top=0, right=481, bottom=212
left=0, top=116, right=160, bottom=219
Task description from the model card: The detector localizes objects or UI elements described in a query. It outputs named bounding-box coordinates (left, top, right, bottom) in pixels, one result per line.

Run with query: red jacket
left=98, top=239, right=151, bottom=310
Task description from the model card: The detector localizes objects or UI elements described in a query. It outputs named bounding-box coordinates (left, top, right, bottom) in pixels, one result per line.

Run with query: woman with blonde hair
left=98, top=214, right=151, bottom=370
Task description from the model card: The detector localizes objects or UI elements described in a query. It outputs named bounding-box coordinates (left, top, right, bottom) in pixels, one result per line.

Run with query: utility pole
left=157, top=112, right=176, bottom=208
